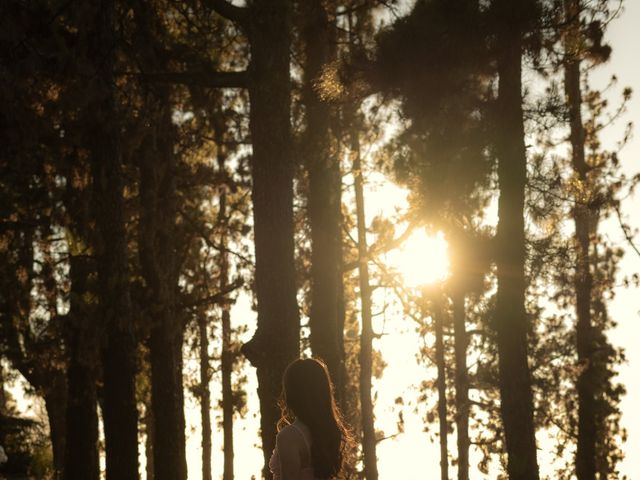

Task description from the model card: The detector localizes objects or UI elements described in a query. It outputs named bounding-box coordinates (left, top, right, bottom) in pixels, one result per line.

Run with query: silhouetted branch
left=614, top=203, right=640, bottom=258
left=376, top=431, right=402, bottom=443
left=343, top=221, right=419, bottom=272
left=178, top=208, right=254, bottom=266
left=182, top=278, right=244, bottom=309
left=141, top=70, right=248, bottom=89
left=210, top=0, right=249, bottom=27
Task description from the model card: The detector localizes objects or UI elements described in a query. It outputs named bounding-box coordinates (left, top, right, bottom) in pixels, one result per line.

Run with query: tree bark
left=216, top=141, right=235, bottom=480
left=352, top=126, right=379, bottom=480
left=145, top=264, right=187, bottom=480
left=63, top=255, right=99, bottom=480
left=93, top=150, right=140, bottom=480
left=239, top=1, right=300, bottom=476
left=493, top=4, right=539, bottom=478
left=198, top=307, right=212, bottom=480
left=433, top=294, right=449, bottom=480
left=563, top=2, right=596, bottom=479
left=63, top=345, right=99, bottom=480
left=451, top=288, right=469, bottom=480
left=139, top=108, right=187, bottom=480
left=131, top=4, right=188, bottom=479
left=44, top=361, right=67, bottom=480
left=302, top=0, right=347, bottom=403
left=221, top=293, right=235, bottom=480
left=85, top=3, right=140, bottom=479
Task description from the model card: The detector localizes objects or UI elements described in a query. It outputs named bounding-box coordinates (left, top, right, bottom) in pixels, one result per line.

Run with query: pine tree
left=301, top=0, right=348, bottom=406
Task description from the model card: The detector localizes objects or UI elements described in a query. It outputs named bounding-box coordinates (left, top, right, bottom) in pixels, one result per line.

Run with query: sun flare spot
left=388, top=229, right=450, bottom=288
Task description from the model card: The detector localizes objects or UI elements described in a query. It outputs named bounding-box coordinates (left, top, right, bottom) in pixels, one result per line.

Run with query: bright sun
left=387, top=229, right=450, bottom=288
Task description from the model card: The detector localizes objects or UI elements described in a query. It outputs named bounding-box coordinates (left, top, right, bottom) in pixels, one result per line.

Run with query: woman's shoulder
left=276, top=424, right=305, bottom=461
left=276, top=424, right=302, bottom=443
left=276, top=422, right=310, bottom=450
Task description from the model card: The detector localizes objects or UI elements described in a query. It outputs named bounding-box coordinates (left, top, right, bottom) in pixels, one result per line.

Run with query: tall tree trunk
left=63, top=256, right=99, bottom=480
left=130, top=5, right=187, bottom=479
left=451, top=288, right=469, bottom=480
left=302, top=0, right=347, bottom=403
left=198, top=307, right=212, bottom=480
left=63, top=346, right=99, bottom=480
left=139, top=103, right=187, bottom=480
left=87, top=3, right=139, bottom=480
left=352, top=126, right=379, bottom=480
left=493, top=4, right=539, bottom=478
left=221, top=291, right=235, bottom=480
left=44, top=371, right=67, bottom=480
left=145, top=236, right=186, bottom=480
left=240, top=1, right=300, bottom=476
left=216, top=142, right=235, bottom=480
left=433, top=294, right=449, bottom=480
left=563, top=2, right=596, bottom=478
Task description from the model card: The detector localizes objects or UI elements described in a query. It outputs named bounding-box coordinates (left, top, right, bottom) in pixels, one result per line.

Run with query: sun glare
left=388, top=229, right=450, bottom=288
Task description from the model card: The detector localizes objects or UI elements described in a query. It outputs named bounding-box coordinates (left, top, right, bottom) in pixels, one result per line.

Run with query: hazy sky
left=594, top=0, right=640, bottom=476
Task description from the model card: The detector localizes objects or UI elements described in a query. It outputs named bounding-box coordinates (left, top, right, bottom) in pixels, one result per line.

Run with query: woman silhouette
left=269, top=358, right=352, bottom=480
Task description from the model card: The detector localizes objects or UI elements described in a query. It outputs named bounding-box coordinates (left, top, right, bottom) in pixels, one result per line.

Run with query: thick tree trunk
left=240, top=1, right=300, bottom=476
left=44, top=370, right=67, bottom=480
left=63, top=364, right=98, bottom=480
left=563, top=2, right=596, bottom=479
left=493, top=6, right=539, bottom=479
left=352, top=127, right=379, bottom=480
left=90, top=203, right=140, bottom=480
left=95, top=171, right=140, bottom=480
left=130, top=7, right=187, bottom=480
left=87, top=3, right=139, bottom=480
left=146, top=279, right=187, bottom=480
left=302, top=0, right=347, bottom=403
left=433, top=295, right=449, bottom=480
left=451, top=289, right=469, bottom=480
left=198, top=308, right=212, bottom=480
left=63, top=342, right=99, bottom=480
left=63, top=256, right=99, bottom=480
left=139, top=103, right=187, bottom=480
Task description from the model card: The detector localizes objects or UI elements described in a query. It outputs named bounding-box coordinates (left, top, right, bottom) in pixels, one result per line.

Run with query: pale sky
left=593, top=0, right=640, bottom=476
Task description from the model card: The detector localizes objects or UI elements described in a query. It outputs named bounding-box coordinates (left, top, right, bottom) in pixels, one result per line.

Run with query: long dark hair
left=278, top=358, right=352, bottom=479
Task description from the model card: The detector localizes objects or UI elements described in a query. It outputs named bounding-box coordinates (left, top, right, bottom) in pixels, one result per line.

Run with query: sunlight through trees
left=1, top=0, right=639, bottom=479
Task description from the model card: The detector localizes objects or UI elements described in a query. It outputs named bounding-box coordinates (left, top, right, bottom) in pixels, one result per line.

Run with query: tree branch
left=614, top=203, right=640, bottom=258
left=182, top=278, right=244, bottom=309
left=178, top=208, right=254, bottom=267
left=141, top=70, right=249, bottom=89
left=210, top=0, right=249, bottom=27
left=342, top=221, right=419, bottom=272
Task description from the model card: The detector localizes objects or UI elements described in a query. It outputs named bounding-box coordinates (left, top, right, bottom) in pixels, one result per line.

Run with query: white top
left=269, top=420, right=317, bottom=480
